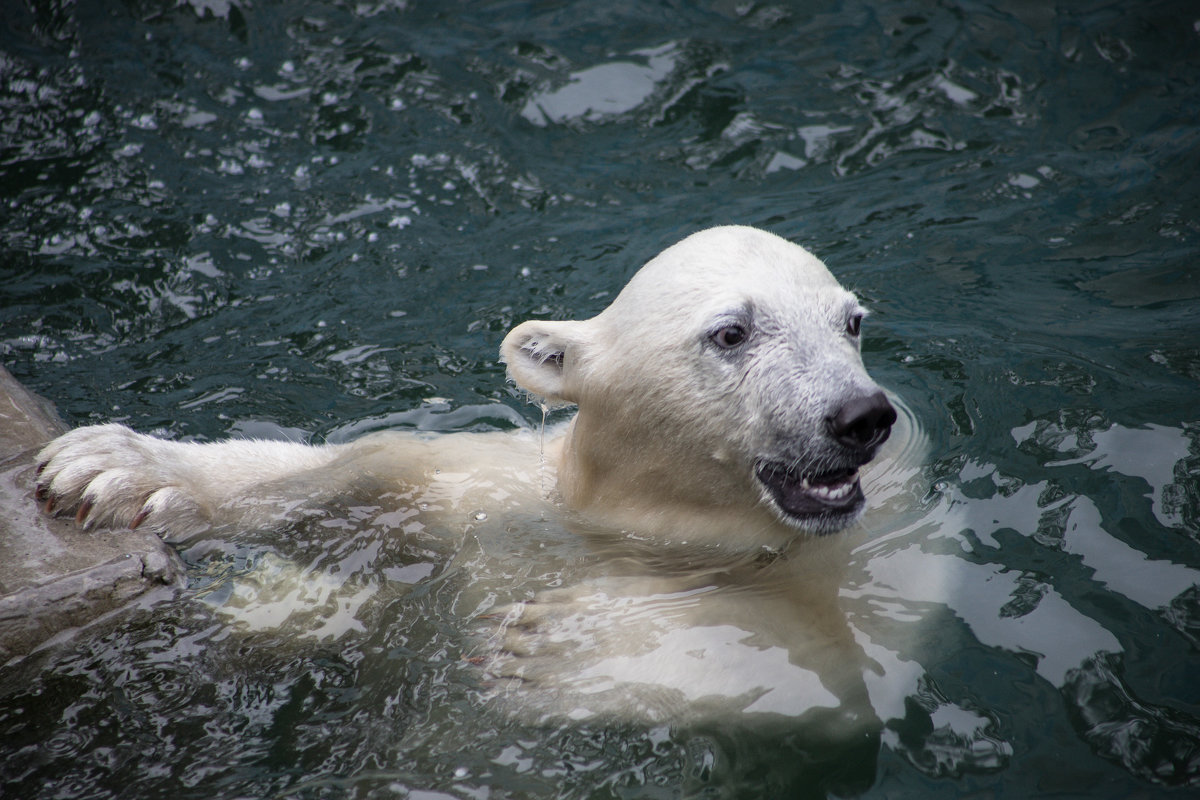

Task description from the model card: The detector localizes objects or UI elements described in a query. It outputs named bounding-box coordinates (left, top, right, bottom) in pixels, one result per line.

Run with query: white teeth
left=811, top=483, right=846, bottom=500
left=805, top=472, right=858, bottom=501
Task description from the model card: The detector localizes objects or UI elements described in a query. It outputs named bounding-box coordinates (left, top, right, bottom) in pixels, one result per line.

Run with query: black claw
left=35, top=483, right=48, bottom=502
left=130, top=506, right=150, bottom=529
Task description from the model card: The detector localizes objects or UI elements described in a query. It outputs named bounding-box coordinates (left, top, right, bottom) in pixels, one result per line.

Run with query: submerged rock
left=0, top=365, right=185, bottom=662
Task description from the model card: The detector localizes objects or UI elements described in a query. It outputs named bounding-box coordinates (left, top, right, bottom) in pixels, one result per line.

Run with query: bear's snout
left=826, top=391, right=896, bottom=452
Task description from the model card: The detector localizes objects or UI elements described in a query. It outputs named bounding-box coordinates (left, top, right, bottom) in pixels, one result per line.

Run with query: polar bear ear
left=500, top=319, right=587, bottom=404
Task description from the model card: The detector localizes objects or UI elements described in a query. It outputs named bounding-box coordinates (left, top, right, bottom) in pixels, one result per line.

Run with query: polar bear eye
left=846, top=313, right=864, bottom=337
left=711, top=325, right=747, bottom=349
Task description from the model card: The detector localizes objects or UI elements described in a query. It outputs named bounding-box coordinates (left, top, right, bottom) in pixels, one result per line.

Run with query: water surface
left=2, top=1, right=1199, bottom=798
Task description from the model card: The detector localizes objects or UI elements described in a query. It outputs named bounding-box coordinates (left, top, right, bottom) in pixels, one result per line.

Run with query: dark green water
left=2, top=0, right=1199, bottom=797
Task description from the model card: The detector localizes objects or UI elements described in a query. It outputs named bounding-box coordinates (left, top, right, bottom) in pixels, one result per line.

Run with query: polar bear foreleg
left=35, top=424, right=345, bottom=536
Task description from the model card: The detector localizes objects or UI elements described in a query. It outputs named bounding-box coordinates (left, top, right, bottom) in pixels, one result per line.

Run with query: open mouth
left=754, top=461, right=865, bottom=523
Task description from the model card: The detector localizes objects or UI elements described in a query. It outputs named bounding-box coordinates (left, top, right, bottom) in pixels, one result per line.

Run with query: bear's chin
left=754, top=461, right=867, bottom=535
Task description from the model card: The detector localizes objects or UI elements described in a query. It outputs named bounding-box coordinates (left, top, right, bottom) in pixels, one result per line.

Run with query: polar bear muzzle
left=755, top=389, right=897, bottom=531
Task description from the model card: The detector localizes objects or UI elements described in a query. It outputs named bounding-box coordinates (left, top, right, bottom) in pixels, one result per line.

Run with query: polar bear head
left=502, top=226, right=895, bottom=546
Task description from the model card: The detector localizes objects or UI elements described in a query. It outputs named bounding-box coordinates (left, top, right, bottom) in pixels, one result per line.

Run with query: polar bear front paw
left=481, top=584, right=655, bottom=683
left=35, top=424, right=199, bottom=532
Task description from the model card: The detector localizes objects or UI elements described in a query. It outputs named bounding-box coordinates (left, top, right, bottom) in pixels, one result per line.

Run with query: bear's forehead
left=598, top=275, right=858, bottom=343
left=702, top=286, right=861, bottom=332
left=626, top=228, right=843, bottom=294
left=613, top=259, right=854, bottom=318
left=596, top=226, right=861, bottom=334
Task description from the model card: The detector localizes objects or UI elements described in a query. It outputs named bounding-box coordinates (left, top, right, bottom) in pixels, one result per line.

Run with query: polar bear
left=34, top=225, right=907, bottom=728
left=36, top=225, right=895, bottom=546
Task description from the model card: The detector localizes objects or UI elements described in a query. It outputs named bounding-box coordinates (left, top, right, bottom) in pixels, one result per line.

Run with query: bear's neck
left=555, top=410, right=796, bottom=549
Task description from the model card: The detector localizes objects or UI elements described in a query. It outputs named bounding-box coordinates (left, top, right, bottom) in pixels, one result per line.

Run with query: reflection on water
left=2, top=0, right=1200, bottom=797
left=519, top=43, right=705, bottom=128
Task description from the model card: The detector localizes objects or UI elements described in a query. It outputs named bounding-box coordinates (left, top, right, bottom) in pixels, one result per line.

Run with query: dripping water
left=538, top=402, right=549, bottom=497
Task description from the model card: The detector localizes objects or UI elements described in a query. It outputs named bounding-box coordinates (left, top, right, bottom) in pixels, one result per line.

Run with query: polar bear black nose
left=828, top=391, right=897, bottom=450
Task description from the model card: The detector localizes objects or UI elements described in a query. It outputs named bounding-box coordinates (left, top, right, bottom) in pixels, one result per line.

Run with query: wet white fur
left=39, top=226, right=887, bottom=551
left=36, top=226, right=915, bottom=726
